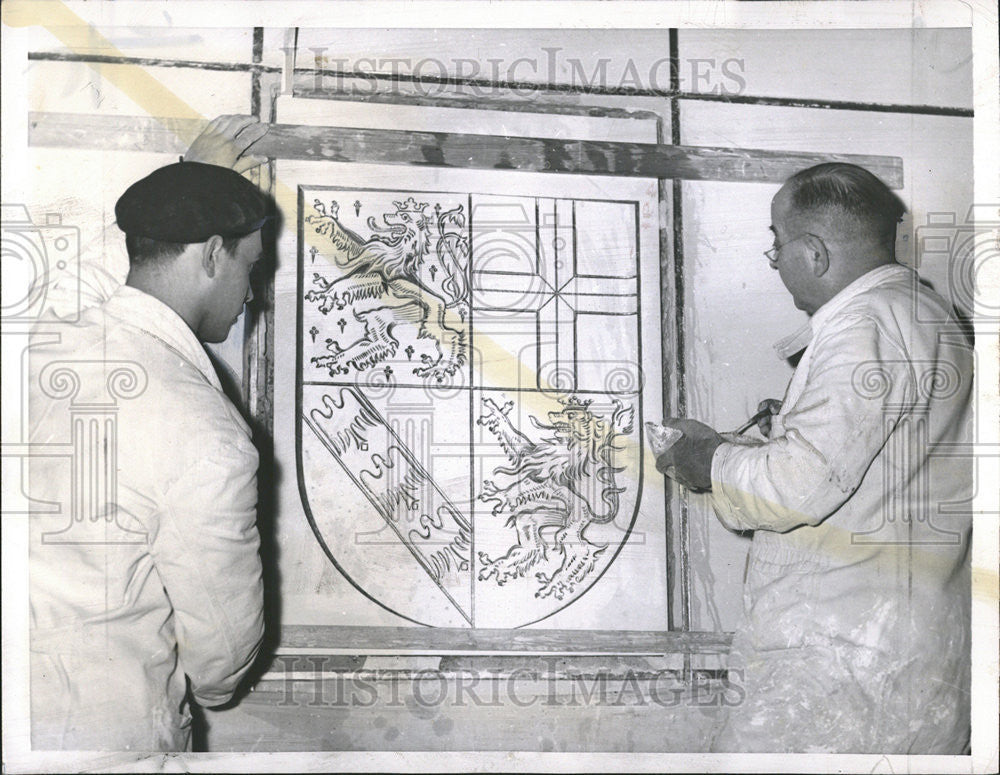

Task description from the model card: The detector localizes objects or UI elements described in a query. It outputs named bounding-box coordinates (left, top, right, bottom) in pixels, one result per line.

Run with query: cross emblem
left=471, top=198, right=638, bottom=392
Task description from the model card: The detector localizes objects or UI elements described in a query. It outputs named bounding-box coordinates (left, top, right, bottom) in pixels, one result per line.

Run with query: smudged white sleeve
left=150, top=403, right=264, bottom=708
left=709, top=315, right=914, bottom=533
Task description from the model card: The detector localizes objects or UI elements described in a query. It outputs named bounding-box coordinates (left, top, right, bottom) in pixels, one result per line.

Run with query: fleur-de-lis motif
left=337, top=318, right=347, bottom=333
left=383, top=365, right=393, bottom=380
left=404, top=345, right=414, bottom=360
left=308, top=326, right=319, bottom=343
left=309, top=246, right=318, bottom=264
left=429, top=265, right=437, bottom=280
left=354, top=200, right=362, bottom=216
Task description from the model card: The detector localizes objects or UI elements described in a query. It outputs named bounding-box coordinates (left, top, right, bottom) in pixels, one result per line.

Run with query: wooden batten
left=28, top=111, right=904, bottom=187
left=279, top=625, right=734, bottom=655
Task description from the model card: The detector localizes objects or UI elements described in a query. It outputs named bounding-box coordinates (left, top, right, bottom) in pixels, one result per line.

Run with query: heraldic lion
left=477, top=395, right=635, bottom=601
left=304, top=197, right=468, bottom=383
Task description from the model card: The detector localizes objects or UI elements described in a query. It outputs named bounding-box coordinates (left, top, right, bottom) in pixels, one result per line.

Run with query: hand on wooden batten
left=654, top=418, right=724, bottom=493
left=183, top=114, right=269, bottom=172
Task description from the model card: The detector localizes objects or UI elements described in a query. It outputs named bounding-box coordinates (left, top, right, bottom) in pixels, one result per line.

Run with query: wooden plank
left=28, top=111, right=904, bottom=187
left=259, top=654, right=715, bottom=680
left=280, top=625, right=733, bottom=655
left=29, top=112, right=204, bottom=154
left=208, top=680, right=722, bottom=753
left=435, top=655, right=693, bottom=678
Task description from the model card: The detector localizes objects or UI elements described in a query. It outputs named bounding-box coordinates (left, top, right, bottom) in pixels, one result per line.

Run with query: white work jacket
left=28, top=285, right=264, bottom=751
left=709, top=264, right=973, bottom=753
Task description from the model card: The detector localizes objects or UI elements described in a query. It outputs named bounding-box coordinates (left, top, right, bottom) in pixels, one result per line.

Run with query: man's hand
left=654, top=418, right=724, bottom=493
left=756, top=398, right=783, bottom=438
left=183, top=115, right=268, bottom=173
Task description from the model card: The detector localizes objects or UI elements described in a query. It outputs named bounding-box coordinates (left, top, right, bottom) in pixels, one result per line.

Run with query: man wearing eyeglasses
left=655, top=163, right=973, bottom=754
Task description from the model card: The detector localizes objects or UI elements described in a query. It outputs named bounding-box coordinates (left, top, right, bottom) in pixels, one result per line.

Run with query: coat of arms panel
left=275, top=169, right=667, bottom=632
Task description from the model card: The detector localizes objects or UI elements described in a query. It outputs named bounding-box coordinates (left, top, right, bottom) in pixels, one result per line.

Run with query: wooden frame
left=29, top=111, right=903, bottom=187
left=279, top=625, right=732, bottom=654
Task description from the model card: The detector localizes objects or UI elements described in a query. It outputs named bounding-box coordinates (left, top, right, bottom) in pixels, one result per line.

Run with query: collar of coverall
left=771, top=263, right=913, bottom=360
left=102, top=284, right=224, bottom=392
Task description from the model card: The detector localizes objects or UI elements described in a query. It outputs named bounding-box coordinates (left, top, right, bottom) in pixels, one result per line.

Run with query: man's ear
left=802, top=234, right=830, bottom=277
left=200, top=235, right=225, bottom=279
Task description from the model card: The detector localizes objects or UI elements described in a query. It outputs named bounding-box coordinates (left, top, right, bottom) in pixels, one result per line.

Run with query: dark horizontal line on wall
left=676, top=90, right=973, bottom=118
left=27, top=51, right=974, bottom=118
left=27, top=50, right=282, bottom=74
left=292, top=67, right=974, bottom=118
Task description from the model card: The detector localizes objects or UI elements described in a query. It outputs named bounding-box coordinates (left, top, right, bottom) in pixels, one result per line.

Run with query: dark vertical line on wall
left=467, top=193, right=476, bottom=628
left=571, top=201, right=579, bottom=384
left=244, top=25, right=267, bottom=415
left=669, top=27, right=693, bottom=643
left=657, top=128, right=675, bottom=633
left=535, top=198, right=542, bottom=386
left=245, top=25, right=267, bottom=414
left=251, top=27, right=264, bottom=117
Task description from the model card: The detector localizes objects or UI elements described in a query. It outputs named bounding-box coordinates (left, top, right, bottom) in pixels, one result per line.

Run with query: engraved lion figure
left=304, top=197, right=469, bottom=382
left=477, top=395, right=635, bottom=600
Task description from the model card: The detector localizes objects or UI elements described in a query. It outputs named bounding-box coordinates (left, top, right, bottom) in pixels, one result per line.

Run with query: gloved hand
left=756, top=398, right=783, bottom=438
left=654, top=418, right=724, bottom=493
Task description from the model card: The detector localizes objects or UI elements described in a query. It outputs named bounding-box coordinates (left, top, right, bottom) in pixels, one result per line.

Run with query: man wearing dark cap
left=28, top=116, right=271, bottom=750
left=656, top=163, right=972, bottom=753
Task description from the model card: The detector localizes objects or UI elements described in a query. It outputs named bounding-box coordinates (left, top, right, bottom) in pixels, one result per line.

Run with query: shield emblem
left=298, top=188, right=645, bottom=628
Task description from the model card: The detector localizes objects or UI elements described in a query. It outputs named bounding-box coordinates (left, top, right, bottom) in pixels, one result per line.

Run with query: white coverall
left=28, top=285, right=264, bottom=751
left=708, top=264, right=973, bottom=754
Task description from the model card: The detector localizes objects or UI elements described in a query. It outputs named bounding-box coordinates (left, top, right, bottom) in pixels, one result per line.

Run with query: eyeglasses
left=764, top=233, right=816, bottom=263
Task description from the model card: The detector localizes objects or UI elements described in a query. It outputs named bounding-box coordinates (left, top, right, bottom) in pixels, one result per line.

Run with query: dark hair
left=125, top=233, right=243, bottom=266
left=785, top=163, right=907, bottom=248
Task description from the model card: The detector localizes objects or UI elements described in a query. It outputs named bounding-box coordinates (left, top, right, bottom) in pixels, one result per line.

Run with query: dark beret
left=115, top=161, right=268, bottom=243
